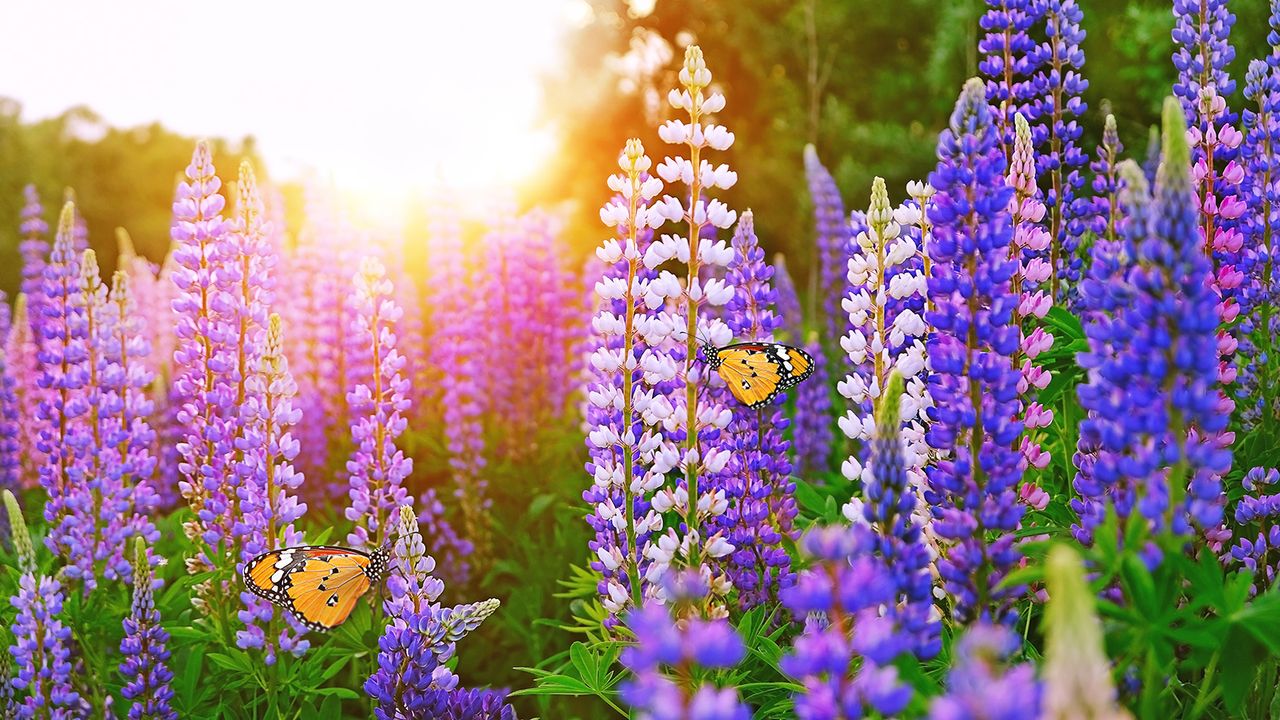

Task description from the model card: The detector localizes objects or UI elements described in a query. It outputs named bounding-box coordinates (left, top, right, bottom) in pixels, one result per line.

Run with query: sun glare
left=0, top=0, right=572, bottom=223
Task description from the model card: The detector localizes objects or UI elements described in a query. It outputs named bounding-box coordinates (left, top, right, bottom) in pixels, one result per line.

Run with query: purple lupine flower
left=1086, top=114, right=1126, bottom=246
left=620, top=573, right=749, bottom=720
left=804, top=144, right=852, bottom=354
left=170, top=140, right=237, bottom=564
left=1031, top=0, right=1089, bottom=301
left=5, top=490, right=80, bottom=719
left=1006, top=113, right=1054, bottom=476
left=1229, top=468, right=1280, bottom=590
left=419, top=200, right=480, bottom=579
left=642, top=45, right=739, bottom=605
left=223, top=161, right=275, bottom=559
left=345, top=256, right=415, bottom=550
left=440, top=688, right=517, bottom=720
left=18, top=185, right=49, bottom=339
left=838, top=177, right=929, bottom=500
left=235, top=314, right=311, bottom=662
left=1075, top=102, right=1230, bottom=542
left=792, top=336, right=833, bottom=476
left=771, top=254, right=802, bottom=343
left=924, top=79, right=1025, bottom=624
left=1239, top=59, right=1280, bottom=428
left=119, top=538, right=176, bottom=720
left=588, top=140, right=670, bottom=618
left=0, top=650, right=16, bottom=720
left=929, top=623, right=1041, bottom=720
left=384, top=505, right=446, bottom=617
left=859, top=372, right=940, bottom=659
left=0, top=294, right=19, bottom=497
left=977, top=0, right=1045, bottom=157
left=6, top=296, right=43, bottom=490
left=35, top=203, right=89, bottom=552
left=1173, top=0, right=1245, bottom=432
left=779, top=526, right=913, bottom=718
left=1143, top=124, right=1162, bottom=186
left=711, top=211, right=797, bottom=610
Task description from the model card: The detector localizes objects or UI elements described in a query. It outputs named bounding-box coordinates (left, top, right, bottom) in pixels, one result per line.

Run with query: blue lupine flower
left=923, top=78, right=1025, bottom=624
left=1076, top=101, right=1230, bottom=543
left=977, top=0, right=1045, bottom=155
left=804, top=144, right=853, bottom=352
left=1030, top=0, right=1089, bottom=301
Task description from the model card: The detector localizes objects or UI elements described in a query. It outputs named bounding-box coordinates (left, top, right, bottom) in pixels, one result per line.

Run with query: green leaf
left=1220, top=628, right=1267, bottom=714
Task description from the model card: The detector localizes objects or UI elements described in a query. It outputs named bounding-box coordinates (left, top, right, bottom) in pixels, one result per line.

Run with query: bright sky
left=0, top=0, right=585, bottom=223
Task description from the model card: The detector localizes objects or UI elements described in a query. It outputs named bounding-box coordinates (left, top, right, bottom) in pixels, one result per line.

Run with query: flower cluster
left=977, top=0, right=1044, bottom=156
left=1228, top=467, right=1280, bottom=590
left=924, top=78, right=1025, bottom=624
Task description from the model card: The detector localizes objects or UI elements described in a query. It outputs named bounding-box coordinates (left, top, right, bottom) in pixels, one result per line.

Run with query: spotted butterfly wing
left=705, top=342, right=816, bottom=409
left=242, top=545, right=390, bottom=631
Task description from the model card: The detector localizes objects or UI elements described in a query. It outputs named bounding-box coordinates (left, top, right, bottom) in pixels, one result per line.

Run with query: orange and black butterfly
left=242, top=544, right=391, bottom=631
left=703, top=342, right=815, bottom=409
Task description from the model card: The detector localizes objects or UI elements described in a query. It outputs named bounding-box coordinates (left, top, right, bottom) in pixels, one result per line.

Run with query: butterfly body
left=703, top=342, right=815, bottom=409
left=242, top=544, right=390, bottom=631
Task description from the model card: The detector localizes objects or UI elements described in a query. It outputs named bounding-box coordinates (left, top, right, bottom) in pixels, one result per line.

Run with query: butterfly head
left=701, top=343, right=722, bottom=369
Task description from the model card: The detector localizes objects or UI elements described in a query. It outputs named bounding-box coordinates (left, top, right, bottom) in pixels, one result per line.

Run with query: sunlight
left=0, top=0, right=572, bottom=216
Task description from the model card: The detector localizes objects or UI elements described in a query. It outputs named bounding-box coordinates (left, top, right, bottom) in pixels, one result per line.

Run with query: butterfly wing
left=242, top=546, right=380, bottom=631
left=776, top=344, right=815, bottom=387
left=714, top=345, right=784, bottom=409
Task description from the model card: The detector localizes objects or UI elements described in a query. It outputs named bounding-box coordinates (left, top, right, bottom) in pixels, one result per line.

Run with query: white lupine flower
left=701, top=92, right=726, bottom=114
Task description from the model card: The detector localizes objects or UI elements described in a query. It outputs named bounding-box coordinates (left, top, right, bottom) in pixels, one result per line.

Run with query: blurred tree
left=0, top=99, right=262, bottom=299
left=533, top=0, right=1271, bottom=324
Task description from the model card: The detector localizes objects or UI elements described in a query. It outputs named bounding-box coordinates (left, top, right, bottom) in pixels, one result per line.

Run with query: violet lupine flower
left=710, top=210, right=797, bottom=610
left=779, top=526, right=912, bottom=718
left=588, top=139, right=670, bottom=618
left=619, top=573, right=749, bottom=720
left=5, top=490, right=80, bottom=718
left=0, top=651, right=16, bottom=720
left=366, top=507, right=502, bottom=720
left=1031, top=0, right=1088, bottom=302
left=1075, top=102, right=1230, bottom=542
left=838, top=177, right=928, bottom=501
left=119, top=538, right=176, bottom=720
left=792, top=335, right=833, bottom=476
left=346, top=256, right=415, bottom=550
left=170, top=140, right=237, bottom=563
left=18, top=185, right=49, bottom=338
left=35, top=203, right=89, bottom=549
left=1006, top=113, right=1054, bottom=477
left=223, top=161, right=275, bottom=552
left=1229, top=468, right=1280, bottom=590
left=805, top=144, right=852, bottom=355
left=859, top=371, right=940, bottom=659
left=6, top=296, right=42, bottom=489
left=977, top=0, right=1045, bottom=157
left=235, top=314, right=311, bottom=662
left=1239, top=59, right=1280, bottom=428
left=928, top=623, right=1041, bottom=720
left=771, top=254, right=802, bottom=343
left=1041, top=546, right=1127, bottom=720
left=1143, top=125, right=1162, bottom=186
left=0, top=298, right=18, bottom=497
left=924, top=79, right=1025, bottom=625
left=1173, top=0, right=1245, bottom=423
left=642, top=45, right=739, bottom=607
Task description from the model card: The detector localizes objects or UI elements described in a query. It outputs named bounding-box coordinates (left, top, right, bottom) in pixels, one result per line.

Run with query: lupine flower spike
left=119, top=537, right=177, bottom=720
